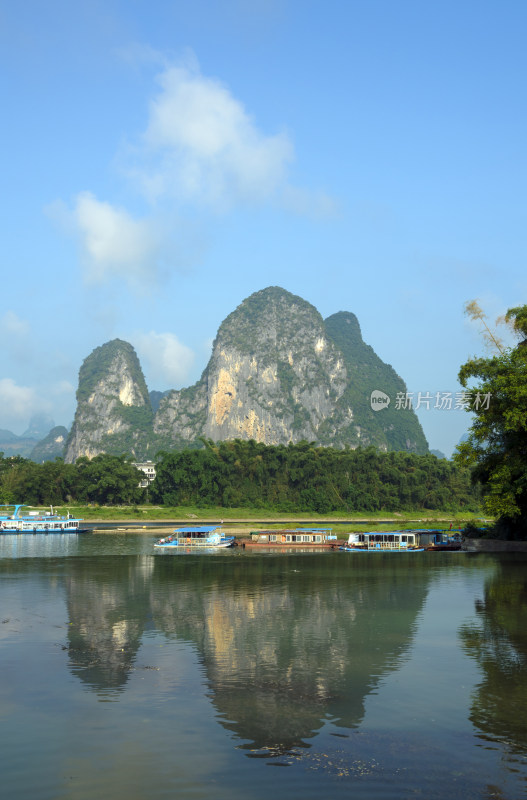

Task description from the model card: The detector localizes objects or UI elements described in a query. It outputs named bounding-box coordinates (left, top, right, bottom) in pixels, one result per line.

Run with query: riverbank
left=54, top=504, right=487, bottom=525
left=87, top=524, right=527, bottom=552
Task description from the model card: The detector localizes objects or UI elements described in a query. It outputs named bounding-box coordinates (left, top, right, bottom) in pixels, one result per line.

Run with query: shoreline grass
left=45, top=503, right=488, bottom=531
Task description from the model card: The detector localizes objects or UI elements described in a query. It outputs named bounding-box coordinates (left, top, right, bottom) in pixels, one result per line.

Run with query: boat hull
left=243, top=541, right=337, bottom=548
left=0, top=528, right=89, bottom=534
left=426, top=544, right=462, bottom=551
left=154, top=537, right=235, bottom=550
left=340, top=546, right=424, bottom=552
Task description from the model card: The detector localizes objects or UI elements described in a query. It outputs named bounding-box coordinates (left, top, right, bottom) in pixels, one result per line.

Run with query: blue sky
left=1, top=0, right=525, bottom=456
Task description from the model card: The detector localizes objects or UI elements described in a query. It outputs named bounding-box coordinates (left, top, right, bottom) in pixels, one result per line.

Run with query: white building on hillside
left=133, top=461, right=156, bottom=488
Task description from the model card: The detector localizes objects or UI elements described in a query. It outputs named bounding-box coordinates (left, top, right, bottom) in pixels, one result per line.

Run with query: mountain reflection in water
left=64, top=553, right=429, bottom=752
left=3, top=539, right=527, bottom=799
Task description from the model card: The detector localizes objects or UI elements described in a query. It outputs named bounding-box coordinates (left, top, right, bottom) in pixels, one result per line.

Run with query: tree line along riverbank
left=0, top=444, right=479, bottom=515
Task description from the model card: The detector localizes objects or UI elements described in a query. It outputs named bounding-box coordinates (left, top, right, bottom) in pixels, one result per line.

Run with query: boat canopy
left=0, top=504, right=26, bottom=518
left=174, top=526, right=220, bottom=534
left=294, top=527, right=332, bottom=532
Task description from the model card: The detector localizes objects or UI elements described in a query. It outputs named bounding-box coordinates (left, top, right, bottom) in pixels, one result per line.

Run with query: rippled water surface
left=1, top=533, right=527, bottom=799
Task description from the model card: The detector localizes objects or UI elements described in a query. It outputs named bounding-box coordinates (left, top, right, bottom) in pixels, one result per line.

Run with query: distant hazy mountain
left=64, top=287, right=429, bottom=462
left=430, top=449, right=447, bottom=460
left=0, top=414, right=56, bottom=458
left=22, top=414, right=56, bottom=440
left=30, top=426, right=69, bottom=463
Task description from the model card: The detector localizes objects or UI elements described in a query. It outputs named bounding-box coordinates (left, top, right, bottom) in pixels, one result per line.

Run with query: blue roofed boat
left=154, top=526, right=235, bottom=550
left=0, top=504, right=89, bottom=534
left=340, top=531, right=424, bottom=552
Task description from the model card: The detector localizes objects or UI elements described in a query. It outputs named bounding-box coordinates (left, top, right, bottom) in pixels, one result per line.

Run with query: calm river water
left=1, top=533, right=527, bottom=799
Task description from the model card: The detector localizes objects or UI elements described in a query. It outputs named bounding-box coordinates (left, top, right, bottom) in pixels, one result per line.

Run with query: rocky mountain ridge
left=63, top=287, right=428, bottom=462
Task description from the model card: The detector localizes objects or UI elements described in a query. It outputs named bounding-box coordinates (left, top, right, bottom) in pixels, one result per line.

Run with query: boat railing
left=367, top=541, right=409, bottom=550
left=363, top=535, right=416, bottom=550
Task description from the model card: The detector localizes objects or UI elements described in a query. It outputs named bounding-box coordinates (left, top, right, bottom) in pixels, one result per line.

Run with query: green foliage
left=0, top=453, right=144, bottom=506
left=323, top=311, right=429, bottom=453
left=455, top=304, right=527, bottom=538
left=118, top=403, right=153, bottom=429
left=72, top=454, right=145, bottom=505
left=218, top=286, right=317, bottom=354
left=150, top=439, right=477, bottom=513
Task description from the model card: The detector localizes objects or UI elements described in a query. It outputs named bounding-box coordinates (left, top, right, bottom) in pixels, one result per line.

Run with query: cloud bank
left=134, top=331, right=195, bottom=388
left=134, top=64, right=294, bottom=208
left=0, top=379, right=42, bottom=428
left=72, top=192, right=166, bottom=285
left=52, top=55, right=335, bottom=288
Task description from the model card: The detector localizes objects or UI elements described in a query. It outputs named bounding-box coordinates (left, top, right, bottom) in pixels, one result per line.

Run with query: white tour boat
left=0, top=505, right=89, bottom=534
left=154, top=525, right=235, bottom=550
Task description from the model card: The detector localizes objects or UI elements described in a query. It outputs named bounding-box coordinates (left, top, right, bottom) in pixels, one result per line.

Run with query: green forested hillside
left=151, top=439, right=477, bottom=513
left=0, top=441, right=477, bottom=513
left=323, top=311, right=429, bottom=453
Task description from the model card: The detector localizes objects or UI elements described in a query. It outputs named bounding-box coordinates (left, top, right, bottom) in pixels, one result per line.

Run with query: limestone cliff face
left=64, top=287, right=428, bottom=459
left=64, top=339, right=153, bottom=463
left=154, top=287, right=349, bottom=445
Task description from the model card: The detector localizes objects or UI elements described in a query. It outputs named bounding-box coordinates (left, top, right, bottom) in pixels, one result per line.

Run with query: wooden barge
left=244, top=528, right=338, bottom=548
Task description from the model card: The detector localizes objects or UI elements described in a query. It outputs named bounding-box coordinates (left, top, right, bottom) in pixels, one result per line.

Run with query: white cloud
left=0, top=377, right=74, bottom=435
left=50, top=380, right=76, bottom=399
left=0, top=311, right=30, bottom=337
left=49, top=55, right=336, bottom=289
left=134, top=331, right=195, bottom=388
left=48, top=191, right=205, bottom=289
left=127, top=62, right=294, bottom=209
left=0, top=311, right=34, bottom=363
left=0, top=379, right=44, bottom=428
left=71, top=192, right=166, bottom=286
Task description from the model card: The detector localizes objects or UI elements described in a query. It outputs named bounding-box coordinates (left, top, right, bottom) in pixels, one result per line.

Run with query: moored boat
left=154, top=526, right=235, bottom=550
left=340, top=531, right=424, bottom=552
left=0, top=504, right=89, bottom=534
left=409, top=528, right=463, bottom=551
left=244, top=527, right=338, bottom=548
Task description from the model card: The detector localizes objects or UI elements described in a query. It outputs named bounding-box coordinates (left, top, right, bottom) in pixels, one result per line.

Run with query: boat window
left=402, top=535, right=407, bottom=542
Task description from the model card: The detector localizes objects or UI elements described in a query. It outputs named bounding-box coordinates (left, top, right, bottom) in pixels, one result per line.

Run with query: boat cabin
left=165, top=526, right=221, bottom=543
left=416, top=529, right=462, bottom=550
left=154, top=526, right=235, bottom=549
left=249, top=528, right=337, bottom=545
left=347, top=532, right=419, bottom=550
